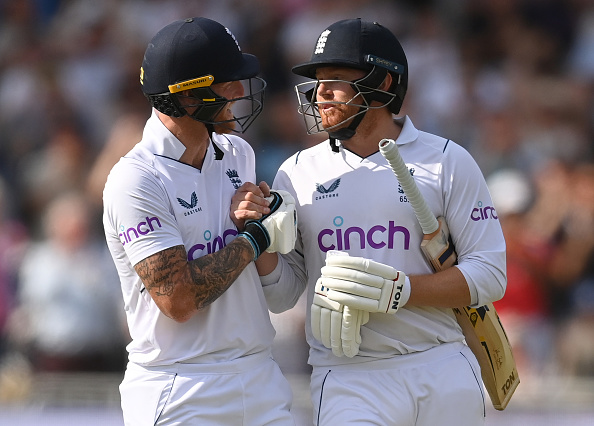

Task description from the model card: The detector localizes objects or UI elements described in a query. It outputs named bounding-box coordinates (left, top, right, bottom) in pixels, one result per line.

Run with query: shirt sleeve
left=103, top=159, right=184, bottom=267
left=442, top=144, right=507, bottom=306
left=258, top=156, right=308, bottom=313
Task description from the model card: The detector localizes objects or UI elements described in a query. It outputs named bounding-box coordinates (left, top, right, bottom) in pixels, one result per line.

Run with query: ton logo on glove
left=320, top=253, right=411, bottom=314
left=391, top=276, right=406, bottom=311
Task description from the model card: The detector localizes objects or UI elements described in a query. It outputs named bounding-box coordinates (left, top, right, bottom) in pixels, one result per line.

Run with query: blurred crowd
left=0, top=0, right=593, bottom=402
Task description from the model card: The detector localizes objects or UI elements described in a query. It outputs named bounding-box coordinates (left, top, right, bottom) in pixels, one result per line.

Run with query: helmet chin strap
left=328, top=107, right=367, bottom=152
left=206, top=123, right=216, bottom=139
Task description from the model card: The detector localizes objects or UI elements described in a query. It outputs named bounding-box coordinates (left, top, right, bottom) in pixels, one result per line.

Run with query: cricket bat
left=379, top=138, right=519, bottom=410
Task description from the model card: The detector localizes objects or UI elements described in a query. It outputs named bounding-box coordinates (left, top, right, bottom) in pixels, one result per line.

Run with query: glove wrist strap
left=239, top=221, right=270, bottom=260
left=237, top=233, right=258, bottom=260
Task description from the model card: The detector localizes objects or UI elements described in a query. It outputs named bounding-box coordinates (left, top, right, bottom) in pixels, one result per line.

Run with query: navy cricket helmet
left=140, top=17, right=265, bottom=133
left=292, top=19, right=408, bottom=140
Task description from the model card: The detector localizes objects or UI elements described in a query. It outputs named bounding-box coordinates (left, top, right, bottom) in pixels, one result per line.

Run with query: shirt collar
left=142, top=109, right=188, bottom=160
left=393, top=115, right=419, bottom=146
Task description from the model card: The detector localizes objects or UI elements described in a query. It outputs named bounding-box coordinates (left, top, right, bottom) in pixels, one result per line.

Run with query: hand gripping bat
left=379, top=138, right=519, bottom=410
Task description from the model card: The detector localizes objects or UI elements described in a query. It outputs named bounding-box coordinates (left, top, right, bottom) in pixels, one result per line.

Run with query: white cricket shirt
left=103, top=111, right=275, bottom=366
left=266, top=115, right=507, bottom=367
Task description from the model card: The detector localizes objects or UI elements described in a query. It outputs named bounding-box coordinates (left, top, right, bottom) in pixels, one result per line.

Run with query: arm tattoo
left=134, top=239, right=253, bottom=314
left=135, top=246, right=187, bottom=297
left=187, top=238, right=252, bottom=309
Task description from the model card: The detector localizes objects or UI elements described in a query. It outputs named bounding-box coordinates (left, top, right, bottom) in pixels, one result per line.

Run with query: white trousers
left=311, top=342, right=485, bottom=426
left=120, top=351, right=295, bottom=425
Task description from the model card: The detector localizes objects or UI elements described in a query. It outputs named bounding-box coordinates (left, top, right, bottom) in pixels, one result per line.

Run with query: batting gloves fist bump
left=239, top=190, right=297, bottom=260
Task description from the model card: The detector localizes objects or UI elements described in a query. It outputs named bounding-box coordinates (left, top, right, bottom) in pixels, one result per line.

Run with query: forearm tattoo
left=187, top=239, right=250, bottom=309
left=134, top=239, right=253, bottom=313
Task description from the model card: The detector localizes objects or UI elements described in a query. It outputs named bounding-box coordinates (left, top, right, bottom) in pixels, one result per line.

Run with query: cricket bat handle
left=378, top=138, right=519, bottom=410
left=379, top=138, right=456, bottom=270
left=379, top=138, right=438, bottom=235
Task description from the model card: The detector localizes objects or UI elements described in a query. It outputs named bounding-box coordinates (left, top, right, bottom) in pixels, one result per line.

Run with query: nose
left=317, top=81, right=330, bottom=95
left=316, top=81, right=333, bottom=100
left=228, top=80, right=245, bottom=99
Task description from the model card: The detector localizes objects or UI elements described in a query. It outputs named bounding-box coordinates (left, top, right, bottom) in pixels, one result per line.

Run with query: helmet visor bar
left=294, top=79, right=396, bottom=135
left=181, top=76, right=266, bottom=133
left=168, top=75, right=215, bottom=93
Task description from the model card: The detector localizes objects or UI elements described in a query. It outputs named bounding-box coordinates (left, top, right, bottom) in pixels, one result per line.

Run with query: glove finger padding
left=321, top=253, right=411, bottom=314
left=311, top=278, right=368, bottom=357
left=325, top=255, right=399, bottom=279
left=341, top=306, right=369, bottom=358
left=320, top=270, right=384, bottom=298
left=329, top=310, right=343, bottom=357
left=311, top=293, right=345, bottom=357
left=263, top=190, right=297, bottom=254
left=310, top=302, right=324, bottom=342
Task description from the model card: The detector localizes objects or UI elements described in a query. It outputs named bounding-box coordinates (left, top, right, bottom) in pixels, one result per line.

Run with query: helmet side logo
left=225, top=27, right=241, bottom=51
left=314, top=30, right=331, bottom=55
left=168, top=75, right=214, bottom=93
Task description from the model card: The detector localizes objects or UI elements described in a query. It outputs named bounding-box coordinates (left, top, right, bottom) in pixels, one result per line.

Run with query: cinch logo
left=315, top=179, right=340, bottom=200
left=187, top=229, right=238, bottom=260
left=315, top=30, right=331, bottom=54
left=120, top=216, right=162, bottom=245
left=471, top=201, right=498, bottom=221
left=318, top=216, right=411, bottom=252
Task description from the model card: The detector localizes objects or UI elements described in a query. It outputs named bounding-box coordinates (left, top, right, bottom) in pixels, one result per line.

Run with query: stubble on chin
left=320, top=104, right=358, bottom=131
left=212, top=105, right=236, bottom=134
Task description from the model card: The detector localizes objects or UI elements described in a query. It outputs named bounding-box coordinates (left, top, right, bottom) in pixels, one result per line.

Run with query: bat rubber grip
left=379, top=139, right=439, bottom=235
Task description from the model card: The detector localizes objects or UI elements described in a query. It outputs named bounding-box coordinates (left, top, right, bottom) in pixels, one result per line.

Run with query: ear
left=379, top=73, right=393, bottom=92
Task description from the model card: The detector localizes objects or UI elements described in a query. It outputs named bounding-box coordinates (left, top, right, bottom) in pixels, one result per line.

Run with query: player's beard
left=318, top=100, right=361, bottom=133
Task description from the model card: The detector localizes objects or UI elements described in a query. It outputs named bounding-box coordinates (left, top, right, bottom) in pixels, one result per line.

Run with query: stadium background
left=0, top=0, right=593, bottom=424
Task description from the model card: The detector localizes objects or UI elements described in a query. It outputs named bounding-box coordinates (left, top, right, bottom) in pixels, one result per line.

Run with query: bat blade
left=453, top=304, right=520, bottom=410
left=379, top=138, right=519, bottom=410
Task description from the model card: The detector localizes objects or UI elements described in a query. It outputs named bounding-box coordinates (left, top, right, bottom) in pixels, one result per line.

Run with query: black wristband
left=239, top=221, right=270, bottom=260
left=237, top=191, right=285, bottom=260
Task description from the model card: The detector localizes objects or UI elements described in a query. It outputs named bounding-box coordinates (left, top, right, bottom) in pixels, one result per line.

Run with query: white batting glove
left=311, top=278, right=369, bottom=357
left=263, top=190, right=297, bottom=254
left=320, top=252, right=411, bottom=314
left=239, top=190, right=297, bottom=259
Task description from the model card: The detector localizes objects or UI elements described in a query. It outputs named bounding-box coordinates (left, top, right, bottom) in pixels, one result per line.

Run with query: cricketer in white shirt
left=103, top=111, right=293, bottom=425
left=262, top=115, right=507, bottom=423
